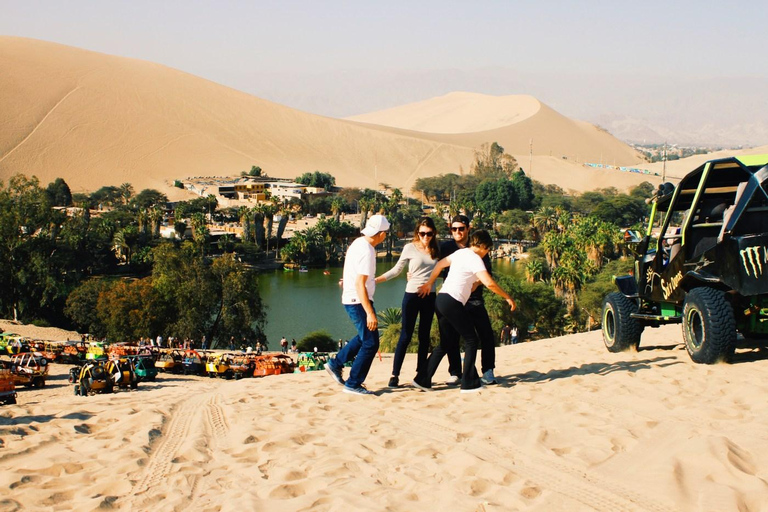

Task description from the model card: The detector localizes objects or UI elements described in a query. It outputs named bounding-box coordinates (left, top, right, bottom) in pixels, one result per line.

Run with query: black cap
left=451, top=214, right=470, bottom=226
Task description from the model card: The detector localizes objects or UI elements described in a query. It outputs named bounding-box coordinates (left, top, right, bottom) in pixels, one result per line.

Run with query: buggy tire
left=682, top=287, right=736, bottom=364
left=602, top=292, right=643, bottom=352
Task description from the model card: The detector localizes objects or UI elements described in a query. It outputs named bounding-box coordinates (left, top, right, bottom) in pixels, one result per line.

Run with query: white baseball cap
left=361, top=214, right=390, bottom=237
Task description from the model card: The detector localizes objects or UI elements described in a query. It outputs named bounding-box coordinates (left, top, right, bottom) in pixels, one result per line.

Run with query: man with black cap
left=325, top=214, right=390, bottom=395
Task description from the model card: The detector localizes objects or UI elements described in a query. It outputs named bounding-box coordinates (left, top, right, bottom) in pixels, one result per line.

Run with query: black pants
left=392, top=292, right=436, bottom=377
left=436, top=298, right=496, bottom=376
left=417, top=294, right=483, bottom=390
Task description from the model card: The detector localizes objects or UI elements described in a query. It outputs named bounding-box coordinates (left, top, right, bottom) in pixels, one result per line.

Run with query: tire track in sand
left=394, top=411, right=676, bottom=512
left=0, top=87, right=82, bottom=164
left=185, top=393, right=232, bottom=509
left=128, top=392, right=212, bottom=504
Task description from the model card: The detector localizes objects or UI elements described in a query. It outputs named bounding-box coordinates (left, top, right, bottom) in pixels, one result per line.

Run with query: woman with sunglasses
left=375, top=217, right=440, bottom=388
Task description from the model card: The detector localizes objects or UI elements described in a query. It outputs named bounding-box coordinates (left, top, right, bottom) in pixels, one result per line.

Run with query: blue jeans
left=391, top=292, right=435, bottom=377
left=330, top=303, right=380, bottom=389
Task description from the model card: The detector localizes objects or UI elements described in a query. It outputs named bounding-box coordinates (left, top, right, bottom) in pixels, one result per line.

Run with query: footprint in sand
left=520, top=485, right=542, bottom=499
left=268, top=483, right=306, bottom=499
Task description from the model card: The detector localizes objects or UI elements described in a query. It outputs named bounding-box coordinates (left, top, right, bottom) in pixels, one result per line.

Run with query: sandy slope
left=1, top=37, right=654, bottom=196
left=642, top=144, right=768, bottom=182
left=0, top=37, right=476, bottom=194
left=3, top=323, right=768, bottom=511
left=347, top=92, right=644, bottom=168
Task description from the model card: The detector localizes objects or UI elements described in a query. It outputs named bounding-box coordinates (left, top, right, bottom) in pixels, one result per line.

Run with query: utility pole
left=662, top=142, right=667, bottom=182
left=529, top=139, right=533, bottom=178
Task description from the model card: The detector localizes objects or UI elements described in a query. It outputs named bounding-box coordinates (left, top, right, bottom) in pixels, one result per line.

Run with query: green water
left=257, top=258, right=521, bottom=346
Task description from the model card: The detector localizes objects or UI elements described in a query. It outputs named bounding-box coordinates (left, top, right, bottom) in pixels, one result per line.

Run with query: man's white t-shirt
left=342, top=237, right=376, bottom=305
left=439, top=248, right=488, bottom=305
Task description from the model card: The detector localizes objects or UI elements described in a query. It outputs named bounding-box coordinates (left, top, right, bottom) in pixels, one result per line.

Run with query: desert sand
left=348, top=92, right=643, bottom=169
left=1, top=37, right=654, bottom=196
left=3, top=321, right=768, bottom=511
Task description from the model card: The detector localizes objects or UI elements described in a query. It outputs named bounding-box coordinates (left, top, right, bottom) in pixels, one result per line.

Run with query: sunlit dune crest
left=347, top=92, right=543, bottom=134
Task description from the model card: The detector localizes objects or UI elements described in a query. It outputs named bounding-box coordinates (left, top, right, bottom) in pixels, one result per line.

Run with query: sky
left=3, top=0, right=768, bottom=145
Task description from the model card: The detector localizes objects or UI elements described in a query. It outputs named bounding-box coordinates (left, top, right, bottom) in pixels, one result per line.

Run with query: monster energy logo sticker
left=740, top=246, right=767, bottom=277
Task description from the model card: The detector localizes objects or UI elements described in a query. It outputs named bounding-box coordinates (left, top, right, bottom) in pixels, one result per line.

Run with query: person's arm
left=356, top=273, right=378, bottom=331
left=475, top=270, right=516, bottom=311
left=417, top=256, right=451, bottom=297
left=375, top=247, right=409, bottom=284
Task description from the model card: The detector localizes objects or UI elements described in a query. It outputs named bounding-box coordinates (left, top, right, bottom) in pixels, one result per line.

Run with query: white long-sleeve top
left=379, top=242, right=438, bottom=294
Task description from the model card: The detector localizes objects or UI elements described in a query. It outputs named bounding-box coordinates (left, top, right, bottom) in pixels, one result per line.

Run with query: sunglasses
left=450, top=226, right=467, bottom=232
left=418, top=231, right=434, bottom=237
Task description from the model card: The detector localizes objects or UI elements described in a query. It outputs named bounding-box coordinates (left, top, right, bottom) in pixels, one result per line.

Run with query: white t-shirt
left=342, top=237, right=377, bottom=305
left=439, top=248, right=488, bottom=305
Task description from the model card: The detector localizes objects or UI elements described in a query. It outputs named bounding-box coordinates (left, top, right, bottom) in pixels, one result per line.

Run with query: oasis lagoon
left=256, top=258, right=522, bottom=347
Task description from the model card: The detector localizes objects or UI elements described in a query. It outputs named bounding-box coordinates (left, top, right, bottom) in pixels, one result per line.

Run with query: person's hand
left=367, top=312, right=378, bottom=331
left=417, top=283, right=430, bottom=298
left=406, top=272, right=413, bottom=281
left=507, top=298, right=517, bottom=312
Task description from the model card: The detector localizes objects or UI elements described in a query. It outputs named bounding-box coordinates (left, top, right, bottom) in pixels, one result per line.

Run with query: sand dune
left=347, top=92, right=644, bottom=168
left=0, top=37, right=476, bottom=194
left=3, top=323, right=768, bottom=510
left=1, top=37, right=655, bottom=196
left=642, top=144, right=768, bottom=182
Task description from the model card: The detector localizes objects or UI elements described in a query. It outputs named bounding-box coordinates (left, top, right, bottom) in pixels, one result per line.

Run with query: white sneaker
left=411, top=379, right=433, bottom=392
left=444, top=375, right=460, bottom=386
left=480, top=369, right=497, bottom=385
left=460, top=385, right=485, bottom=394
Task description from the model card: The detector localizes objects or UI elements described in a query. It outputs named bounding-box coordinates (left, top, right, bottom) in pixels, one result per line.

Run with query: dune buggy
left=603, top=155, right=768, bottom=363
left=7, top=352, right=49, bottom=387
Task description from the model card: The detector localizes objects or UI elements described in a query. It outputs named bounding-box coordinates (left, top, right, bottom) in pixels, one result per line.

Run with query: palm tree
left=541, top=231, right=569, bottom=269
left=525, top=259, right=544, bottom=283
left=238, top=206, right=252, bottom=243
left=252, top=205, right=265, bottom=250
left=148, top=206, right=163, bottom=238
left=190, top=212, right=209, bottom=256
left=119, top=183, right=134, bottom=205
left=377, top=307, right=402, bottom=330
left=358, top=198, right=375, bottom=229
left=262, top=203, right=277, bottom=257
left=330, top=197, right=344, bottom=222
left=532, top=206, right=558, bottom=237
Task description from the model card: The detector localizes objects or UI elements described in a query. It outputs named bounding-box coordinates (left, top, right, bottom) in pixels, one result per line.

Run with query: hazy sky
left=3, top=1, right=768, bottom=144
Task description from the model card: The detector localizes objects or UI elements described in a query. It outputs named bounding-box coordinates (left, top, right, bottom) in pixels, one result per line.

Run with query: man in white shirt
left=326, top=214, right=390, bottom=395
left=416, top=230, right=516, bottom=393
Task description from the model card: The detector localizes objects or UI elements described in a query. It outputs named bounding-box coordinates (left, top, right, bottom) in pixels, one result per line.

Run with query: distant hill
left=347, top=92, right=644, bottom=168
left=1, top=37, right=657, bottom=196
left=0, top=37, right=476, bottom=195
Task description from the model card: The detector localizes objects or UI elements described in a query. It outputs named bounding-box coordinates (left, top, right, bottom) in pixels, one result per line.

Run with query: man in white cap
left=326, top=214, right=390, bottom=395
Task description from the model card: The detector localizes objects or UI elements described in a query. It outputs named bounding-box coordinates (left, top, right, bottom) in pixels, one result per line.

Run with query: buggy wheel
left=602, top=292, right=644, bottom=352
left=682, top=287, right=736, bottom=364
left=130, top=381, right=138, bottom=389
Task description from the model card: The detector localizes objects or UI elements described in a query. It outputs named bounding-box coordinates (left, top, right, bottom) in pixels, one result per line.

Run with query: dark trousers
left=417, top=294, right=483, bottom=390
left=391, top=292, right=436, bottom=377
left=438, top=299, right=496, bottom=376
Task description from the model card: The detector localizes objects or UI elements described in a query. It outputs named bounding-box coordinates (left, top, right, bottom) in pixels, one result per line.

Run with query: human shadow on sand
left=510, top=356, right=681, bottom=384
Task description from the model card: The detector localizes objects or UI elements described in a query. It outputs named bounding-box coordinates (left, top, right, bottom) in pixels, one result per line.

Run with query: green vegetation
left=297, top=330, right=336, bottom=352
left=2, top=144, right=654, bottom=345
left=295, top=171, right=336, bottom=191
